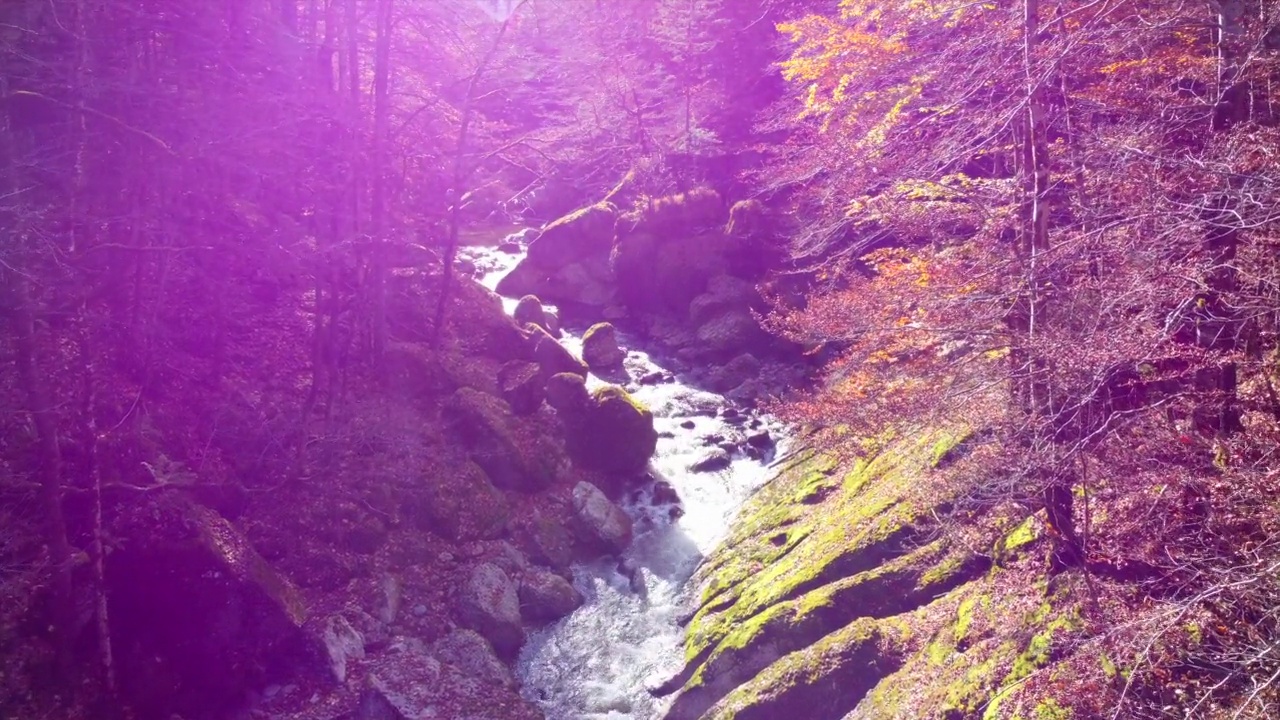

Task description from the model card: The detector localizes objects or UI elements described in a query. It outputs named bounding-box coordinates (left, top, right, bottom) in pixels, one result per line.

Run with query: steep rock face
left=107, top=497, right=309, bottom=720
left=659, top=430, right=997, bottom=720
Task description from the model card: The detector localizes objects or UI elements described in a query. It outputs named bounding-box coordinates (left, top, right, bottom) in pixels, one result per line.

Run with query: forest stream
left=467, top=239, right=786, bottom=720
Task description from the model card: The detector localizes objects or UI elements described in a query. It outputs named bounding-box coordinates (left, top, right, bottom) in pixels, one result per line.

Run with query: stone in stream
left=572, top=481, right=634, bottom=554
left=514, top=294, right=549, bottom=331
left=680, top=419, right=696, bottom=430
left=499, top=240, right=521, bottom=253
left=527, top=323, right=588, bottom=378
left=747, top=430, right=774, bottom=449
left=518, top=567, right=584, bottom=621
left=581, top=321, right=626, bottom=370
left=557, top=385, right=658, bottom=478
left=455, top=562, right=524, bottom=658
left=691, top=449, right=732, bottom=473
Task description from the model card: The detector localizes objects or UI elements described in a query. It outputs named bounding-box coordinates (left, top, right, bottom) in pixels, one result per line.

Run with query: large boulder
left=525, top=201, right=618, bottom=268
left=360, top=640, right=541, bottom=720
left=431, top=628, right=514, bottom=689
left=512, top=509, right=574, bottom=571
left=497, top=203, right=619, bottom=307
left=695, top=310, right=772, bottom=360
left=444, top=388, right=551, bottom=492
left=581, top=322, right=625, bottom=371
left=108, top=498, right=309, bottom=720
left=688, top=275, right=758, bottom=326
left=572, top=481, right=634, bottom=554
left=556, top=385, right=658, bottom=478
left=497, top=360, right=544, bottom=416
left=412, top=461, right=510, bottom=541
left=518, top=568, right=584, bottom=622
left=456, top=563, right=524, bottom=658
left=513, top=295, right=549, bottom=331
left=527, top=323, right=588, bottom=378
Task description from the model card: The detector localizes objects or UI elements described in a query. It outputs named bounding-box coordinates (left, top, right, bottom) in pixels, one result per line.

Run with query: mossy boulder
left=497, top=360, right=544, bottom=416
left=611, top=231, right=731, bottom=316
left=617, top=187, right=724, bottom=239
left=581, top=322, right=626, bottom=370
left=556, top=385, right=658, bottom=478
left=722, top=199, right=784, bottom=279
left=525, top=201, right=618, bottom=268
left=527, top=323, right=588, bottom=379
left=444, top=388, right=550, bottom=492
left=546, top=371, right=590, bottom=412
left=513, top=295, right=549, bottom=331
left=412, top=461, right=510, bottom=542
left=108, top=497, right=308, bottom=720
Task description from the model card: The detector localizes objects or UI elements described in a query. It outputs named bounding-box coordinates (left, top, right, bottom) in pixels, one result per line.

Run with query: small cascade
left=464, top=238, right=786, bottom=720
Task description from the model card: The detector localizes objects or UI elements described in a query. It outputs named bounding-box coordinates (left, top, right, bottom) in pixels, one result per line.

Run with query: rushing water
left=467, top=242, right=785, bottom=720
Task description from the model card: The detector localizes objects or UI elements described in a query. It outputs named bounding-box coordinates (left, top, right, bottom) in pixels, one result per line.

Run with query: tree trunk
left=369, top=0, right=393, bottom=361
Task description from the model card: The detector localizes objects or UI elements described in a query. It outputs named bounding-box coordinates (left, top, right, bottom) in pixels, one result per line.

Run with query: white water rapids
left=469, top=243, right=785, bottom=720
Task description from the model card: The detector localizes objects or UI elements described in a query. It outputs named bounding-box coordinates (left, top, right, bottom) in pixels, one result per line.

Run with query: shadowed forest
left=4, top=1, right=1280, bottom=718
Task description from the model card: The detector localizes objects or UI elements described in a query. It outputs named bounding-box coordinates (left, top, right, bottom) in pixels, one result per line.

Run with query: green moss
left=955, top=596, right=978, bottom=642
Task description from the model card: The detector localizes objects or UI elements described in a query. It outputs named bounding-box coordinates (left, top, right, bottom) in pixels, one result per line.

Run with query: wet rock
left=514, top=295, right=549, bottom=331
left=519, top=568, right=584, bottom=621
left=528, top=323, right=588, bottom=378
left=456, top=563, right=524, bottom=657
left=639, top=370, right=666, bottom=386
left=680, top=420, right=696, bottom=429
left=617, top=558, right=649, bottom=599
left=456, top=257, right=478, bottom=276
left=498, top=360, right=544, bottom=415
left=747, top=431, right=775, bottom=449
left=572, top=481, right=634, bottom=554
left=108, top=498, right=309, bottom=720
left=582, top=322, right=625, bottom=370
left=652, top=481, right=681, bottom=506
left=499, top=240, right=521, bottom=253
left=691, top=449, right=732, bottom=473
left=432, top=628, right=514, bottom=689
left=558, top=385, right=658, bottom=478
left=321, top=614, right=365, bottom=682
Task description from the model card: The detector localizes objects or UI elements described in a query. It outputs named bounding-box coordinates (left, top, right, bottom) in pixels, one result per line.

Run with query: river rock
left=445, top=388, right=545, bottom=492
left=558, top=385, right=658, bottom=478
left=514, top=295, right=549, bottom=331
left=581, top=322, right=625, bottom=370
left=512, top=510, right=574, bottom=570
left=709, top=353, right=761, bottom=393
left=519, top=568, right=584, bottom=621
left=412, top=461, right=510, bottom=541
left=456, top=563, right=524, bottom=657
left=528, top=323, right=588, bottom=378
left=432, top=628, right=514, bottom=689
left=691, top=449, right=732, bottom=473
left=499, top=240, right=521, bottom=253
left=653, top=481, right=680, bottom=506
left=525, top=201, right=617, bottom=268
left=498, top=360, right=544, bottom=415
left=321, top=614, right=365, bottom=683
left=572, top=481, right=634, bottom=554
left=546, top=371, right=590, bottom=412
left=107, top=497, right=308, bottom=720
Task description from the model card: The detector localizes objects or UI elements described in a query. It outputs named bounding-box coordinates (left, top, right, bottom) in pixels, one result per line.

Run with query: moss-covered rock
left=556, top=385, right=658, bottom=478
left=528, top=323, right=588, bottom=378
left=497, top=360, right=544, bottom=416
left=412, top=461, right=510, bottom=542
left=617, top=187, right=724, bottom=239
left=581, top=321, right=626, bottom=370
left=525, top=201, right=618, bottom=268
left=108, top=497, right=308, bottom=720
left=546, top=371, right=589, bottom=412
left=513, top=295, right=549, bottom=331
left=444, top=387, right=550, bottom=492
